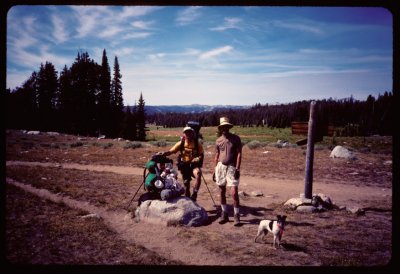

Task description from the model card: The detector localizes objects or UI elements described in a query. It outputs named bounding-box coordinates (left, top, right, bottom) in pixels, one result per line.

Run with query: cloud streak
left=210, top=17, right=243, bottom=31
left=199, top=46, right=234, bottom=60
left=176, top=6, right=202, bottom=26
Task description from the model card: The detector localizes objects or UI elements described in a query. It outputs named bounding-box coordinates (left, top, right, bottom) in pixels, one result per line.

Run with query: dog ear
left=282, top=215, right=287, bottom=220
left=277, top=214, right=281, bottom=219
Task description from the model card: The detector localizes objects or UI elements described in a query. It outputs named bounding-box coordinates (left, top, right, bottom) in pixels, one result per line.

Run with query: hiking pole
left=125, top=179, right=144, bottom=211
left=200, top=170, right=217, bottom=207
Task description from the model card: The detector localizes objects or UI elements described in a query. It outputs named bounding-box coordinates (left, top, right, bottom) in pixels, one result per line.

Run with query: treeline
left=147, top=93, right=393, bottom=136
left=6, top=49, right=147, bottom=141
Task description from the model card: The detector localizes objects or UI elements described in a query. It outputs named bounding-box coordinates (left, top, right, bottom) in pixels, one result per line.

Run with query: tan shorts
left=215, top=162, right=239, bottom=187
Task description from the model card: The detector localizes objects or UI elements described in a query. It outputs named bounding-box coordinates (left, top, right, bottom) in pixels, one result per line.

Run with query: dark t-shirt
left=215, top=132, right=242, bottom=166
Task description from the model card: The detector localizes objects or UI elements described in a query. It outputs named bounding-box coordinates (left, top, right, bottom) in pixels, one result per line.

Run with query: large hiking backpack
left=139, top=154, right=183, bottom=205
left=143, top=154, right=173, bottom=193
left=177, top=121, right=204, bottom=169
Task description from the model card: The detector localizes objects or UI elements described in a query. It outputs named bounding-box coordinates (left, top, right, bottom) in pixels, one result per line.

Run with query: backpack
left=178, top=121, right=204, bottom=169
left=143, top=154, right=173, bottom=193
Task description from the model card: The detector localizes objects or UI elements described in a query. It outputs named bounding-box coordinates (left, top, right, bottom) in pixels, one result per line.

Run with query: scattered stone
left=27, top=131, right=40, bottom=135
left=346, top=206, right=365, bottom=215
left=330, top=146, right=356, bottom=160
left=250, top=190, right=263, bottom=197
left=79, top=213, right=101, bottom=219
left=296, top=205, right=318, bottom=213
left=284, top=193, right=334, bottom=212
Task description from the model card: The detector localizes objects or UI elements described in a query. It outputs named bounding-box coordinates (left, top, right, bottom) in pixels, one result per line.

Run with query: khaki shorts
left=215, top=162, right=239, bottom=187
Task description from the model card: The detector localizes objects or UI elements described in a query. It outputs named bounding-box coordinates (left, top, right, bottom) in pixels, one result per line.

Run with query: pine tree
left=111, top=56, right=123, bottom=112
left=36, top=62, right=58, bottom=131
left=136, top=93, right=147, bottom=141
left=98, top=49, right=112, bottom=136
left=111, top=55, right=123, bottom=137
left=68, top=51, right=99, bottom=135
left=6, top=71, right=39, bottom=129
left=121, top=105, right=137, bottom=141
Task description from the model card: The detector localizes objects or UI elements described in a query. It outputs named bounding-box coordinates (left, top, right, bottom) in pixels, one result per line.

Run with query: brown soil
left=4, top=130, right=394, bottom=268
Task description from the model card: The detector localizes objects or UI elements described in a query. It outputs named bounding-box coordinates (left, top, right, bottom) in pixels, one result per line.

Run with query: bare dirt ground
left=4, top=129, right=394, bottom=269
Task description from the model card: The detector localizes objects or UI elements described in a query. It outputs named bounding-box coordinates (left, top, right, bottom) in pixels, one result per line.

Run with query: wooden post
left=304, top=101, right=316, bottom=199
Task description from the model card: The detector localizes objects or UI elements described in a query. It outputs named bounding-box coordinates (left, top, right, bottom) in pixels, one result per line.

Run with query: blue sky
left=6, top=6, right=392, bottom=106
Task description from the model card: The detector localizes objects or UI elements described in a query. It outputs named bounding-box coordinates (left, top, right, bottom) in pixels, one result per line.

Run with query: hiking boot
left=190, top=192, right=197, bottom=201
left=219, top=211, right=229, bottom=224
left=233, top=214, right=240, bottom=226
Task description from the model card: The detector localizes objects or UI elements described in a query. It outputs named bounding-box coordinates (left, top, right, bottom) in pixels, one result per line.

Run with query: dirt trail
left=6, top=177, right=237, bottom=265
left=6, top=160, right=144, bottom=175
left=6, top=160, right=392, bottom=266
left=6, top=160, right=391, bottom=207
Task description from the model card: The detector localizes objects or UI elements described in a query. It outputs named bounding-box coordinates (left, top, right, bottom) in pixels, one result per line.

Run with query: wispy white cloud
left=113, top=47, right=136, bottom=57
left=210, top=17, right=243, bottom=31
left=51, top=15, right=68, bottom=43
left=148, top=53, right=166, bottom=61
left=199, top=46, right=234, bottom=60
left=123, top=32, right=153, bottom=40
left=131, top=20, right=155, bottom=30
left=272, top=20, right=323, bottom=35
left=99, top=26, right=124, bottom=38
left=120, top=6, right=161, bottom=19
left=71, top=7, right=103, bottom=38
left=176, top=6, right=202, bottom=26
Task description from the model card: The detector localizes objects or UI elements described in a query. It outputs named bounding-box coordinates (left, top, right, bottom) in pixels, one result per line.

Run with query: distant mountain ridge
left=143, top=104, right=249, bottom=115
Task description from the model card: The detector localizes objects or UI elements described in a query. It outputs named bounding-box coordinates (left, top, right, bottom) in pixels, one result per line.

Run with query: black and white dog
left=254, top=215, right=287, bottom=248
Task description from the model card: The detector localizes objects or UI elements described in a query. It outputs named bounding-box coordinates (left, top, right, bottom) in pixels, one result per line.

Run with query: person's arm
left=164, top=141, right=180, bottom=156
left=212, top=144, right=219, bottom=182
left=234, top=138, right=242, bottom=179
left=235, top=142, right=242, bottom=170
left=214, top=145, right=220, bottom=167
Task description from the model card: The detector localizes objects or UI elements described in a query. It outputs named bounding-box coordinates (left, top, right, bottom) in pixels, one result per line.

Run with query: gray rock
left=135, top=197, right=208, bottom=227
left=330, top=145, right=356, bottom=160
left=296, top=205, right=318, bottom=213
left=346, top=206, right=365, bottom=215
left=250, top=190, right=264, bottom=197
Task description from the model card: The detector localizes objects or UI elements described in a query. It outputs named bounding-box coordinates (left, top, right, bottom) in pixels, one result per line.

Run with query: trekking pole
left=125, top=180, right=144, bottom=211
left=200, top=170, right=217, bottom=207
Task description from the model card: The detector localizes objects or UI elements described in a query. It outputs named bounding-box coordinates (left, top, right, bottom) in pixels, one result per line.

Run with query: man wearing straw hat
left=213, top=117, right=242, bottom=226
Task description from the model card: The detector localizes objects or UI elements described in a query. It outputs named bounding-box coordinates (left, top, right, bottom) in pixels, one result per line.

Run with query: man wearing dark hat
left=163, top=126, right=204, bottom=201
left=213, top=117, right=242, bottom=226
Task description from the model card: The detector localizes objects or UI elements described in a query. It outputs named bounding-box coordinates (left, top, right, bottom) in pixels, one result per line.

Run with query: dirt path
left=6, top=177, right=238, bottom=265
left=6, top=160, right=393, bottom=266
left=6, top=160, right=391, bottom=207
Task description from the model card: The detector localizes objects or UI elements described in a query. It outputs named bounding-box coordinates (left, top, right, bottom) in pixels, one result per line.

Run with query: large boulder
left=330, top=145, right=356, bottom=160
left=134, top=196, right=208, bottom=227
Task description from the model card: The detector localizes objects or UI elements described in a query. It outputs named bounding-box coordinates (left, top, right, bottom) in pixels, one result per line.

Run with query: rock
left=135, top=197, right=208, bottom=227
left=250, top=190, right=263, bottom=197
left=285, top=193, right=334, bottom=212
left=330, top=146, right=356, bottom=160
left=296, top=205, right=318, bottom=213
left=346, top=206, right=365, bottom=215
left=284, top=197, right=312, bottom=208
